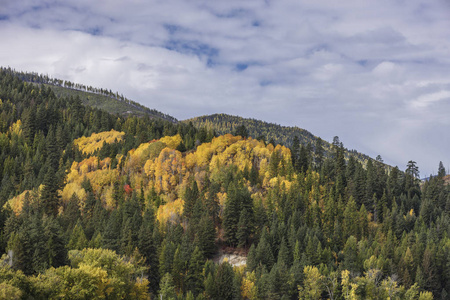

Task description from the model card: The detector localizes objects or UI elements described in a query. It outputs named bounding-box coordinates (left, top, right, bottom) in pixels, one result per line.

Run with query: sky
left=0, top=0, right=449, bottom=176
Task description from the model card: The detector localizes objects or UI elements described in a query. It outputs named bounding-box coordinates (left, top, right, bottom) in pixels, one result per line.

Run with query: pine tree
left=343, top=196, right=359, bottom=238
left=215, top=261, right=235, bottom=300
left=249, top=162, right=260, bottom=186
left=67, top=220, right=88, bottom=250
left=291, top=136, right=300, bottom=170
left=22, top=107, right=36, bottom=143
left=342, top=236, right=359, bottom=273
left=120, top=219, right=135, bottom=256
left=186, top=246, right=205, bottom=296
left=438, top=161, right=446, bottom=178
left=234, top=125, right=248, bottom=139
left=246, top=244, right=257, bottom=272
left=103, top=210, right=122, bottom=253
left=204, top=272, right=216, bottom=299
left=138, top=208, right=159, bottom=294
left=298, top=144, right=310, bottom=173
left=171, top=246, right=185, bottom=293
left=40, top=166, right=60, bottom=216
left=159, top=239, right=176, bottom=279
left=159, top=273, right=177, bottom=300
left=255, top=228, right=275, bottom=269
left=197, top=214, right=216, bottom=258
left=237, top=209, right=252, bottom=248
left=314, top=137, right=324, bottom=169
left=223, top=184, right=240, bottom=246
left=61, top=193, right=81, bottom=232
left=42, top=215, right=67, bottom=268
left=45, top=126, right=60, bottom=171
left=277, top=237, right=291, bottom=267
left=183, top=180, right=199, bottom=219
left=7, top=229, right=33, bottom=275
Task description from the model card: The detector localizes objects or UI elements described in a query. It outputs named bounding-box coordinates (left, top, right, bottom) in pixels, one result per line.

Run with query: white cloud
left=372, top=61, right=398, bottom=76
left=411, top=90, right=450, bottom=109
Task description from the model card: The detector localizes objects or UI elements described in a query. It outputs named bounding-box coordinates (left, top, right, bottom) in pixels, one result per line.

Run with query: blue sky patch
left=259, top=80, right=272, bottom=87
left=87, top=26, right=102, bottom=36
left=165, top=39, right=219, bottom=59
left=164, top=24, right=183, bottom=35
left=235, top=63, right=248, bottom=71
left=357, top=60, right=368, bottom=66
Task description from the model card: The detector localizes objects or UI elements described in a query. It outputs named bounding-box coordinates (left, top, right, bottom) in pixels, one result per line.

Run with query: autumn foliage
left=74, top=129, right=125, bottom=155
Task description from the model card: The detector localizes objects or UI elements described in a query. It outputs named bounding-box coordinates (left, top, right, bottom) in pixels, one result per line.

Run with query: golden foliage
left=157, top=198, right=184, bottom=224
left=9, top=120, right=22, bottom=137
left=74, top=130, right=124, bottom=155
left=160, top=134, right=183, bottom=149
left=60, top=182, right=87, bottom=205
left=144, top=147, right=183, bottom=194
left=127, top=140, right=165, bottom=173
left=4, top=190, right=32, bottom=215
left=103, top=184, right=116, bottom=210
left=87, top=168, right=120, bottom=193
left=241, top=272, right=258, bottom=300
left=61, top=134, right=296, bottom=218
left=77, top=156, right=100, bottom=175
left=63, top=157, right=118, bottom=208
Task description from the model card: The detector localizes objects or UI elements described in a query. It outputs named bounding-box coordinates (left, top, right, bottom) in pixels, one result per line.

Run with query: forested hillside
left=0, top=67, right=177, bottom=122
left=0, top=69, right=449, bottom=299
left=186, top=113, right=378, bottom=169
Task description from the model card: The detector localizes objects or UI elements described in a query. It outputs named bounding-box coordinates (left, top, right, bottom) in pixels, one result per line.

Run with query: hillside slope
left=1, top=67, right=177, bottom=122
left=185, top=113, right=377, bottom=167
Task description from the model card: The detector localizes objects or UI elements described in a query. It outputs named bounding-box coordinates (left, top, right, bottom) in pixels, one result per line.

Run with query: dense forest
left=186, top=114, right=382, bottom=170
left=0, top=68, right=449, bottom=299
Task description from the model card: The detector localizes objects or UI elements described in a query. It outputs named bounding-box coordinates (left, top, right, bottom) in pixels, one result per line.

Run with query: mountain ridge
left=185, top=113, right=387, bottom=169
left=0, top=66, right=177, bottom=122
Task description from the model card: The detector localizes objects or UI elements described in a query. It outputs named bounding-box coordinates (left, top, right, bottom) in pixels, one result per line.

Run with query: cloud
left=410, top=90, right=450, bottom=109
left=1, top=0, right=450, bottom=175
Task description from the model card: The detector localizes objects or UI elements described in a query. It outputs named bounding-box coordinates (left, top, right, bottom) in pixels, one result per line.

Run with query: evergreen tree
left=159, top=273, right=177, bottom=300
left=138, top=207, right=159, bottom=294
left=45, top=126, right=60, bottom=171
left=7, top=229, right=33, bottom=275
left=314, top=137, right=324, bottom=169
left=42, top=215, right=67, bottom=268
left=159, top=239, right=176, bottom=279
left=67, top=220, right=88, bottom=250
left=22, top=107, right=36, bottom=143
left=223, top=183, right=241, bottom=246
left=197, top=214, right=216, bottom=258
left=235, top=125, right=249, bottom=139
left=291, top=135, right=300, bottom=170
left=277, top=237, right=291, bottom=267
left=342, top=235, right=359, bottom=273
left=237, top=209, right=252, bottom=248
left=40, top=166, right=60, bottom=216
left=103, top=210, right=122, bottom=253
left=186, top=246, right=204, bottom=296
left=215, top=262, right=235, bottom=300
left=183, top=180, right=199, bottom=219
left=437, top=161, right=446, bottom=178
left=246, top=244, right=257, bottom=272
left=298, top=144, right=310, bottom=173
left=255, top=228, right=275, bottom=269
